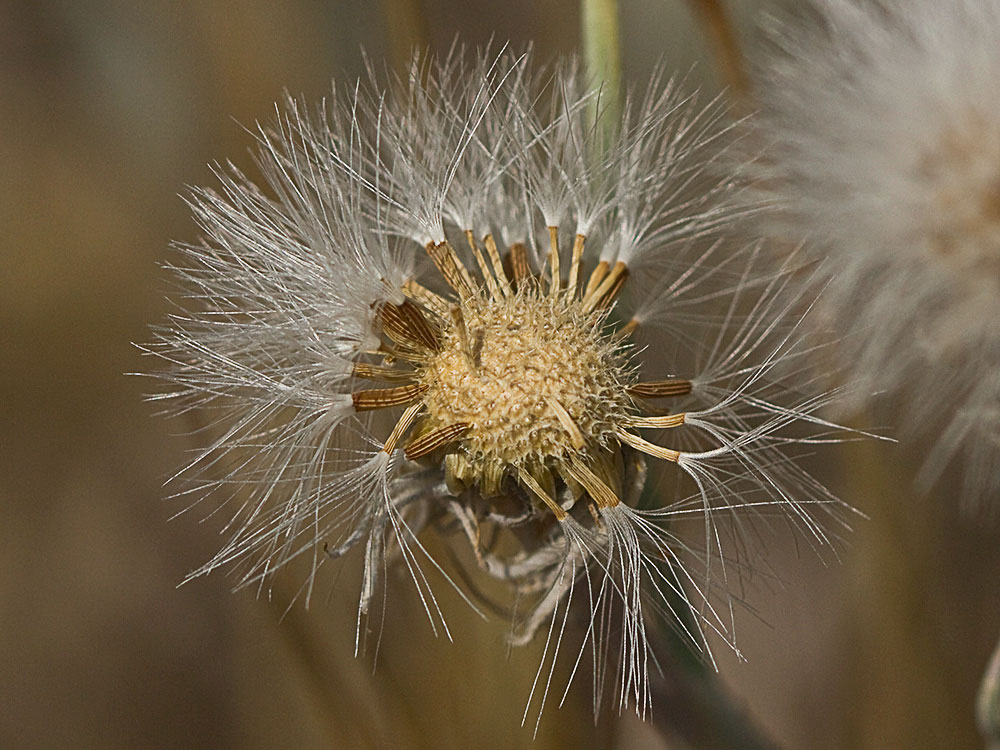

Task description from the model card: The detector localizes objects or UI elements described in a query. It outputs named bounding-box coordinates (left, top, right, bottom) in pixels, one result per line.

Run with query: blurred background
left=1, top=0, right=997, bottom=748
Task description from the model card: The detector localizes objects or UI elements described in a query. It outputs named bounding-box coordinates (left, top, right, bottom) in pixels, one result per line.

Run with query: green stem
left=580, top=0, right=623, bottom=150
left=649, top=664, right=781, bottom=750
left=644, top=598, right=781, bottom=750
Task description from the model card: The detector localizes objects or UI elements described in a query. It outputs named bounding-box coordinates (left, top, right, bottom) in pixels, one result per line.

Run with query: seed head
left=144, top=46, right=848, bottom=722
left=417, top=285, right=630, bottom=473
left=752, top=0, right=1000, bottom=511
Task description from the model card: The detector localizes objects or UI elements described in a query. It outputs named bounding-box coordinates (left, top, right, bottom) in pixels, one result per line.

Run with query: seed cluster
left=419, top=290, right=629, bottom=468
left=346, top=230, right=692, bottom=519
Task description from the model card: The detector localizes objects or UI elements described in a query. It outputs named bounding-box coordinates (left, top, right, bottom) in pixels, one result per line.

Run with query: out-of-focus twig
left=685, top=0, right=750, bottom=103
left=979, top=632, right=1000, bottom=750
left=382, top=0, right=430, bottom=70
left=841, top=430, right=971, bottom=749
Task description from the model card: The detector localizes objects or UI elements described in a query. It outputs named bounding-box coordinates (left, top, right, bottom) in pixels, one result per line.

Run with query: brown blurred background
left=1, top=1, right=997, bottom=748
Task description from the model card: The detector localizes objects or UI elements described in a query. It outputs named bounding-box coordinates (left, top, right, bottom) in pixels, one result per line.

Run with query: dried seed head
left=361, top=231, right=639, bottom=523
left=145, top=46, right=850, bottom=723
left=417, top=286, right=630, bottom=471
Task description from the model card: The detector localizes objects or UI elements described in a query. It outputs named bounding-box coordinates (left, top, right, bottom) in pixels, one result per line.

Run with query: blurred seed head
left=751, top=0, right=1000, bottom=511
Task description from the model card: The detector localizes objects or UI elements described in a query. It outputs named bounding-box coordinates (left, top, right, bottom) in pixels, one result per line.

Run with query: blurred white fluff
left=144, top=45, right=851, bottom=722
left=753, top=0, right=1000, bottom=510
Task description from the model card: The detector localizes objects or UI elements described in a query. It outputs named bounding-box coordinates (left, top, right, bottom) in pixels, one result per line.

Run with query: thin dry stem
left=687, top=0, right=750, bottom=103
